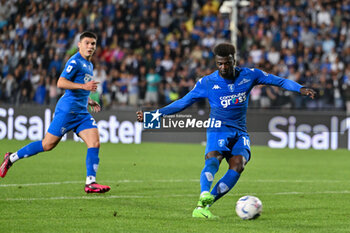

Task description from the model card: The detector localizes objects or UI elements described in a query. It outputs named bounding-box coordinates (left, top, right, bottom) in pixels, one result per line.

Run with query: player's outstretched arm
left=300, top=87, right=316, bottom=99
left=136, top=111, right=143, bottom=122
left=57, top=77, right=100, bottom=91
left=135, top=78, right=207, bottom=121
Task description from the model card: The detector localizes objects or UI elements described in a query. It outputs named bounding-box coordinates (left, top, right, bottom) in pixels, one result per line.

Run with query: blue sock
left=86, top=148, right=100, bottom=178
left=17, top=141, right=44, bottom=159
left=211, top=169, right=240, bottom=202
left=200, top=157, right=220, bottom=193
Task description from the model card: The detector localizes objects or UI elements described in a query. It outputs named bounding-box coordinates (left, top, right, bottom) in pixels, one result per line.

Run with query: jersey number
left=66, top=65, right=73, bottom=73
left=91, top=118, right=97, bottom=126
left=242, top=136, right=250, bottom=148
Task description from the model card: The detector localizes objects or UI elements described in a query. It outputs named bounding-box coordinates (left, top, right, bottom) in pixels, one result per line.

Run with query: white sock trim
left=9, top=152, right=19, bottom=163
left=86, top=176, right=96, bottom=185
left=200, top=191, right=209, bottom=196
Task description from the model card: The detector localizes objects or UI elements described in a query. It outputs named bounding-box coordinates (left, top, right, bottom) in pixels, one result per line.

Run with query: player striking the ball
left=0, top=31, right=110, bottom=194
left=137, top=43, right=316, bottom=218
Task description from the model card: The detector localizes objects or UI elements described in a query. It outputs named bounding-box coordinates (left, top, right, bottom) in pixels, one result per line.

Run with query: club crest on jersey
left=228, top=84, right=235, bottom=92
left=218, top=139, right=225, bottom=147
left=61, top=127, right=66, bottom=135
left=84, top=74, right=93, bottom=83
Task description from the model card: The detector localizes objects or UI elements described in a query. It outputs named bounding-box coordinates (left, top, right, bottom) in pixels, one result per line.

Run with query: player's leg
left=210, top=133, right=251, bottom=203
left=192, top=150, right=222, bottom=219
left=199, top=151, right=222, bottom=205
left=210, top=155, right=245, bottom=202
left=0, top=132, right=61, bottom=178
left=193, top=126, right=231, bottom=219
left=78, top=127, right=110, bottom=193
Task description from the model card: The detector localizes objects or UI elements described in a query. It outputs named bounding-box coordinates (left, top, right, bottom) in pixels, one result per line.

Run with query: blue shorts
left=205, top=125, right=251, bottom=162
left=48, top=111, right=97, bottom=137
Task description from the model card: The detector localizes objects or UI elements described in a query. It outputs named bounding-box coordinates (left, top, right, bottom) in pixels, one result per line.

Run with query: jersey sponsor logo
left=238, top=78, right=251, bottom=85
left=84, top=74, right=93, bottom=83
left=219, top=92, right=247, bottom=108
left=212, top=85, right=221, bottom=90
left=228, top=84, right=235, bottom=92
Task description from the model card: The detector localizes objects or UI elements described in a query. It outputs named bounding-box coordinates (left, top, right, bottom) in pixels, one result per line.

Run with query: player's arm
left=58, top=59, right=99, bottom=91
left=299, top=87, right=316, bottom=99
left=137, top=78, right=208, bottom=122
left=136, top=93, right=199, bottom=122
left=158, top=78, right=208, bottom=115
left=57, top=77, right=99, bottom=91
left=254, top=69, right=316, bottom=99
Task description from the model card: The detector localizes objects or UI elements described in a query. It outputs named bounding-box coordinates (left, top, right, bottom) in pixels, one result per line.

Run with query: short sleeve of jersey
left=60, top=60, right=79, bottom=81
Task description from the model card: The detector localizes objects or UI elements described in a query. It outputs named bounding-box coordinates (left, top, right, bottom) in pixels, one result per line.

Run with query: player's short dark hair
left=213, top=43, right=236, bottom=57
left=80, top=31, right=97, bottom=41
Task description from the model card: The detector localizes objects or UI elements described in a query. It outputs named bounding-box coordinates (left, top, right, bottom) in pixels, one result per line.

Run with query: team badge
left=218, top=139, right=225, bottom=147
left=61, top=127, right=66, bottom=135
left=228, top=84, right=235, bottom=92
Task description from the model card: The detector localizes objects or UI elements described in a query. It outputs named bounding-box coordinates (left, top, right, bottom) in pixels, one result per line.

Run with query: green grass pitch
left=0, top=139, right=349, bottom=233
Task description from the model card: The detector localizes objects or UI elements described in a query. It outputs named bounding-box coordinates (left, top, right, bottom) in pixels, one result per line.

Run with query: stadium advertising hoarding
left=247, top=110, right=350, bottom=150
left=141, top=109, right=350, bottom=150
left=0, top=106, right=142, bottom=144
left=0, top=106, right=349, bottom=149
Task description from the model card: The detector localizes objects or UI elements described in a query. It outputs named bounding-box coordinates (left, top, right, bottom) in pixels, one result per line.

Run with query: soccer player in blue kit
left=0, top=31, right=110, bottom=193
left=137, top=43, right=316, bottom=218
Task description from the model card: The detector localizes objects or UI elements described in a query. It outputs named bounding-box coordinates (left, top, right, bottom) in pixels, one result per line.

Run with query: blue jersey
left=158, top=67, right=303, bottom=132
left=55, top=52, right=94, bottom=113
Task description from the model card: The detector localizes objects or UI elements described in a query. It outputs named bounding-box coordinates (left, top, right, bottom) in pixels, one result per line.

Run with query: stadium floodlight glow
left=239, top=1, right=250, bottom=7
left=219, top=0, right=250, bottom=13
left=219, top=1, right=232, bottom=14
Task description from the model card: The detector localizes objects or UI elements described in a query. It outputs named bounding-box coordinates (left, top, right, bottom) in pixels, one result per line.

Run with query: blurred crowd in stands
left=1, top=0, right=350, bottom=112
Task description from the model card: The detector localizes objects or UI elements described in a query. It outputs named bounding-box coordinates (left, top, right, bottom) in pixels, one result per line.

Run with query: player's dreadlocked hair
left=213, top=43, right=236, bottom=57
left=80, top=31, right=97, bottom=41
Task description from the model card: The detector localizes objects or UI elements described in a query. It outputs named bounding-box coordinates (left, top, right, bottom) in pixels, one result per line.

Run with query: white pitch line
left=253, top=179, right=349, bottom=183
left=2, top=190, right=350, bottom=202
left=0, top=179, right=200, bottom=187
left=0, top=179, right=347, bottom=188
left=0, top=181, right=83, bottom=187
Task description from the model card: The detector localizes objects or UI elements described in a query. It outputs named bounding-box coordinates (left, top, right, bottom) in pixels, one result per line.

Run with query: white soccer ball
left=235, top=195, right=262, bottom=220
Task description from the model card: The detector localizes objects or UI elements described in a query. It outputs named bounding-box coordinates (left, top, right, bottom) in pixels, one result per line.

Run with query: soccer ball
left=235, top=195, right=262, bottom=220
